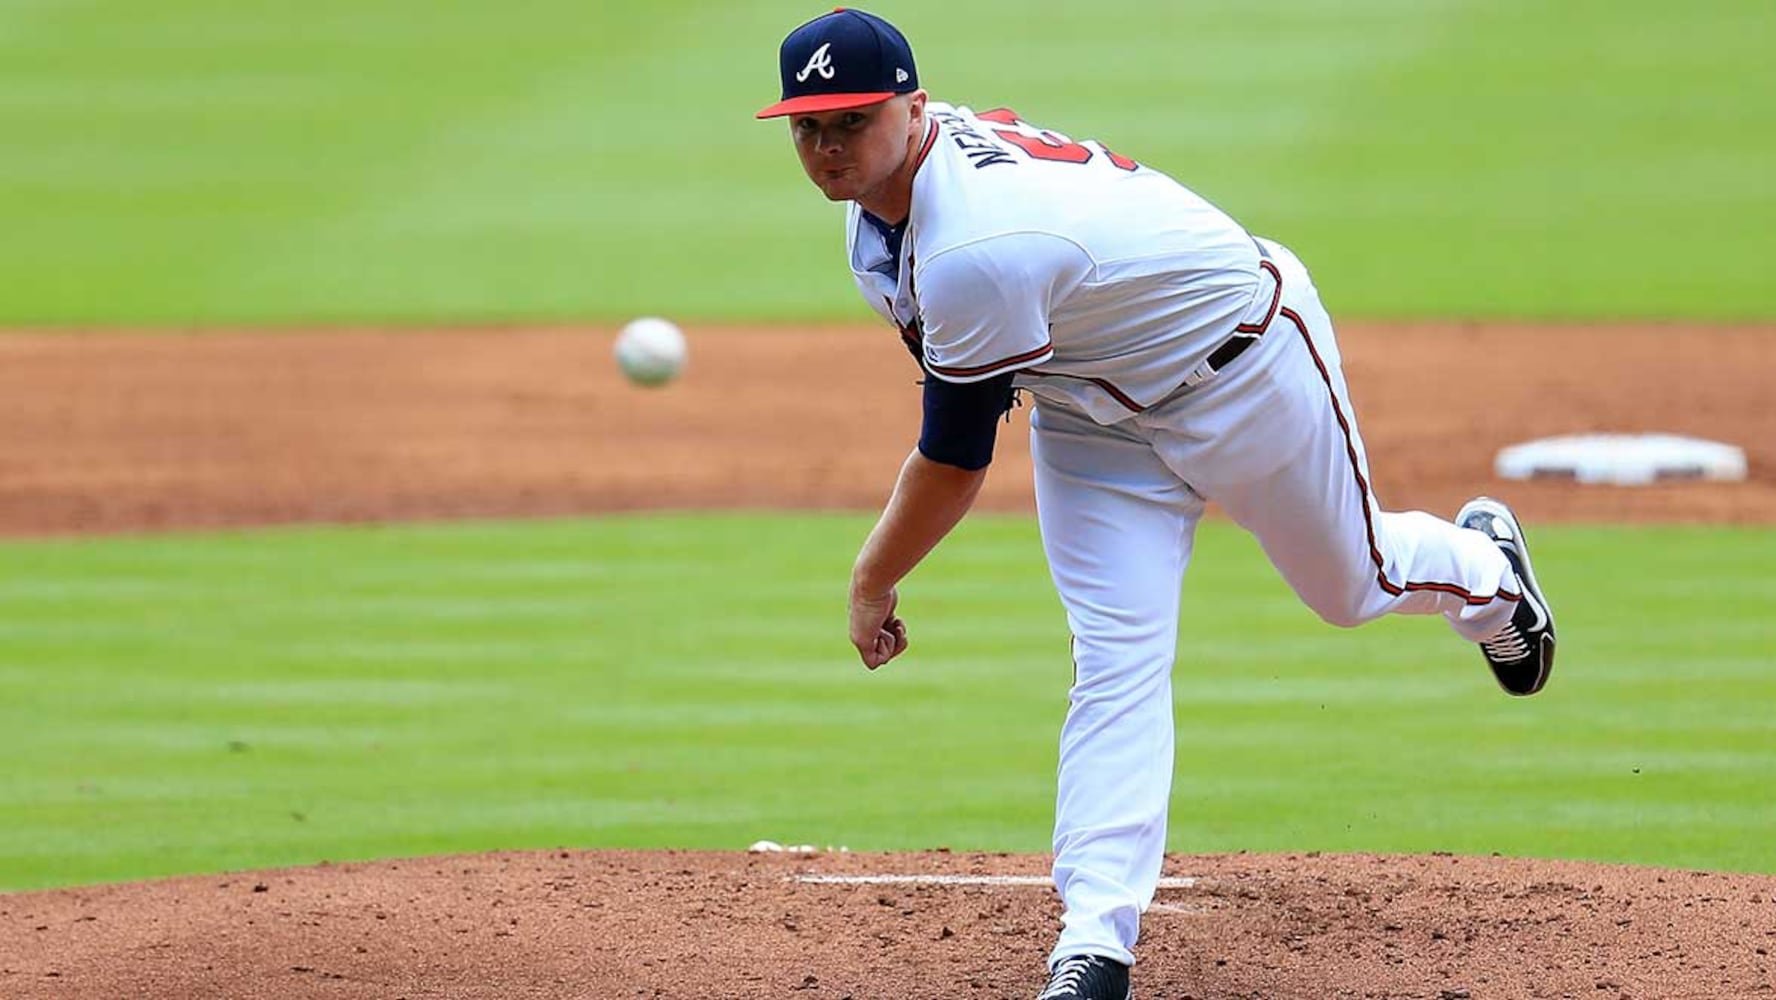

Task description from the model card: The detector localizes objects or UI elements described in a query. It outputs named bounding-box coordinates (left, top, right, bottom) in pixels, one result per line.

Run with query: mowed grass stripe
left=0, top=1, right=1770, bottom=324
left=1, top=515, right=1772, bottom=890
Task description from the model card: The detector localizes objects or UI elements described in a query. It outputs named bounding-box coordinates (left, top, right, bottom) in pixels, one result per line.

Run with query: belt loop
left=1179, top=358, right=1217, bottom=389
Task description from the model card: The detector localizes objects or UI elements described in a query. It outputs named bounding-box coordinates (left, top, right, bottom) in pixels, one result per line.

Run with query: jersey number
left=977, top=108, right=1138, bottom=171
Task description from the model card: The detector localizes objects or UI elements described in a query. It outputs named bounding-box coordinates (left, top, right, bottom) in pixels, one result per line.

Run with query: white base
left=1495, top=433, right=1748, bottom=486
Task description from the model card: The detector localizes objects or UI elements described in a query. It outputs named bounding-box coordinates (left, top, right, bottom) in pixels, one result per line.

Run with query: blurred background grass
left=1, top=0, right=1771, bottom=325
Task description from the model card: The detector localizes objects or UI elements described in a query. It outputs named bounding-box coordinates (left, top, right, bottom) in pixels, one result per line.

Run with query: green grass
left=2, top=514, right=1773, bottom=891
left=0, top=1, right=1770, bottom=325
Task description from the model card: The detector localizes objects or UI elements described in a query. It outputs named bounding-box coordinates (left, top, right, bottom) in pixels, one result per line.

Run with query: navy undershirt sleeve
left=917, top=372, right=1017, bottom=471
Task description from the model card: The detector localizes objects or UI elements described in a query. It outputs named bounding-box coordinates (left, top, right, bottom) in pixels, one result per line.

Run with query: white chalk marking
left=1146, top=902, right=1208, bottom=915
left=794, top=874, right=1197, bottom=889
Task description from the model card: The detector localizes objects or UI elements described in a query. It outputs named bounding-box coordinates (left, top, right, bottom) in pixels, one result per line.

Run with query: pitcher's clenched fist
left=848, top=586, right=907, bottom=670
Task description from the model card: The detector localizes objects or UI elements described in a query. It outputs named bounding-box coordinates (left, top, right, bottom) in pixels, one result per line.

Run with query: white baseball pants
left=1030, top=240, right=1517, bottom=968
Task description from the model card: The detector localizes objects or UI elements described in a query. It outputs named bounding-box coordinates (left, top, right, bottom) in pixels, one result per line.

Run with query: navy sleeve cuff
left=917, top=372, right=1017, bottom=470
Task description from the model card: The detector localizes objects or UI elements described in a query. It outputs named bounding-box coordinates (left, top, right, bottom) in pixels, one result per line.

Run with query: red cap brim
left=755, top=91, right=895, bottom=119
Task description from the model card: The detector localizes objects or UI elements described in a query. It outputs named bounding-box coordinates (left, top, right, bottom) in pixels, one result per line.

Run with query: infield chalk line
left=794, top=874, right=1198, bottom=889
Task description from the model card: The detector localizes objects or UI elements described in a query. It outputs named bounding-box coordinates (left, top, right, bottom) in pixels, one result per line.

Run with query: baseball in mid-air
left=614, top=317, right=687, bottom=387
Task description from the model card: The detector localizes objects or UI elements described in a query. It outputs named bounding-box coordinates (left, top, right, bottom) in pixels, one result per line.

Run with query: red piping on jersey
left=887, top=121, right=938, bottom=347
left=1026, top=369, right=1146, bottom=412
left=913, top=118, right=940, bottom=173
left=1283, top=305, right=1521, bottom=607
left=1236, top=260, right=1283, bottom=334
left=872, top=125, right=938, bottom=360
left=926, top=340, right=1054, bottom=379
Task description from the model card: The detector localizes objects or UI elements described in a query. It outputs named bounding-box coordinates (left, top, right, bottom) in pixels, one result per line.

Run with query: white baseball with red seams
left=845, top=102, right=1524, bottom=970
left=614, top=317, right=687, bottom=387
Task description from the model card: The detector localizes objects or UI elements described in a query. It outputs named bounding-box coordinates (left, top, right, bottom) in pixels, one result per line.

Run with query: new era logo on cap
left=757, top=8, right=919, bottom=119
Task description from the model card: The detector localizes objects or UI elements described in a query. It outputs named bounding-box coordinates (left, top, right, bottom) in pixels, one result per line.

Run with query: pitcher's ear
left=906, top=90, right=928, bottom=129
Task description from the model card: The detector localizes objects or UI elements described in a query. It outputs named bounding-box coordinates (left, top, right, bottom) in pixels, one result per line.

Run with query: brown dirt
left=1, top=322, right=1772, bottom=536
left=3, top=850, right=1774, bottom=999
left=2, top=322, right=1774, bottom=999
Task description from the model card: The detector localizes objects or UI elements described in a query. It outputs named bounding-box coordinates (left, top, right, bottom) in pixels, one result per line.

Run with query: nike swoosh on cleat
left=1522, top=593, right=1548, bottom=632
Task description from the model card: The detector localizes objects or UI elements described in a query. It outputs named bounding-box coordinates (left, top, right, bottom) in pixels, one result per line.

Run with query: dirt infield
left=1, top=322, right=1772, bottom=535
left=2, top=322, right=1774, bottom=998
left=4, top=850, right=1774, bottom=999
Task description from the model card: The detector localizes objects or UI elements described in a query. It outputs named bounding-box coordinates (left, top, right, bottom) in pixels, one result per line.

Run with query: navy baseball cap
left=756, top=8, right=919, bottom=119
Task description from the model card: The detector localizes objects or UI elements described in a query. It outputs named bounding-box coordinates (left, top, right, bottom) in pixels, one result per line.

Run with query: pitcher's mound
left=4, top=849, right=1773, bottom=998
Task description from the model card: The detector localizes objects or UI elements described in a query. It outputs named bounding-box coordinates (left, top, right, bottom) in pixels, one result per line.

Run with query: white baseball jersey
left=847, top=101, right=1275, bottom=424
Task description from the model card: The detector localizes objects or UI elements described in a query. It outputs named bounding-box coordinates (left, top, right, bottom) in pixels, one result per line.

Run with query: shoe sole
left=1458, top=496, right=1555, bottom=696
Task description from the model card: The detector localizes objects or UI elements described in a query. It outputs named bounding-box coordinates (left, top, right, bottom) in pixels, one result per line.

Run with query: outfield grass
left=1, top=1, right=1771, bottom=325
left=2, top=514, right=1772, bottom=891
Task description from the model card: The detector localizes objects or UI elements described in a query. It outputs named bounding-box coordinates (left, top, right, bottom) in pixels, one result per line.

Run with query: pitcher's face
left=790, top=93, right=924, bottom=205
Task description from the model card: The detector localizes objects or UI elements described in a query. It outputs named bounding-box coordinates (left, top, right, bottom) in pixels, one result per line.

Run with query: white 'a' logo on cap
left=796, top=42, right=836, bottom=82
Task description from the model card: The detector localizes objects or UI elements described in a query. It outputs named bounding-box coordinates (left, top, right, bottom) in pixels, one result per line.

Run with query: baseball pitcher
left=758, top=10, right=1557, bottom=999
